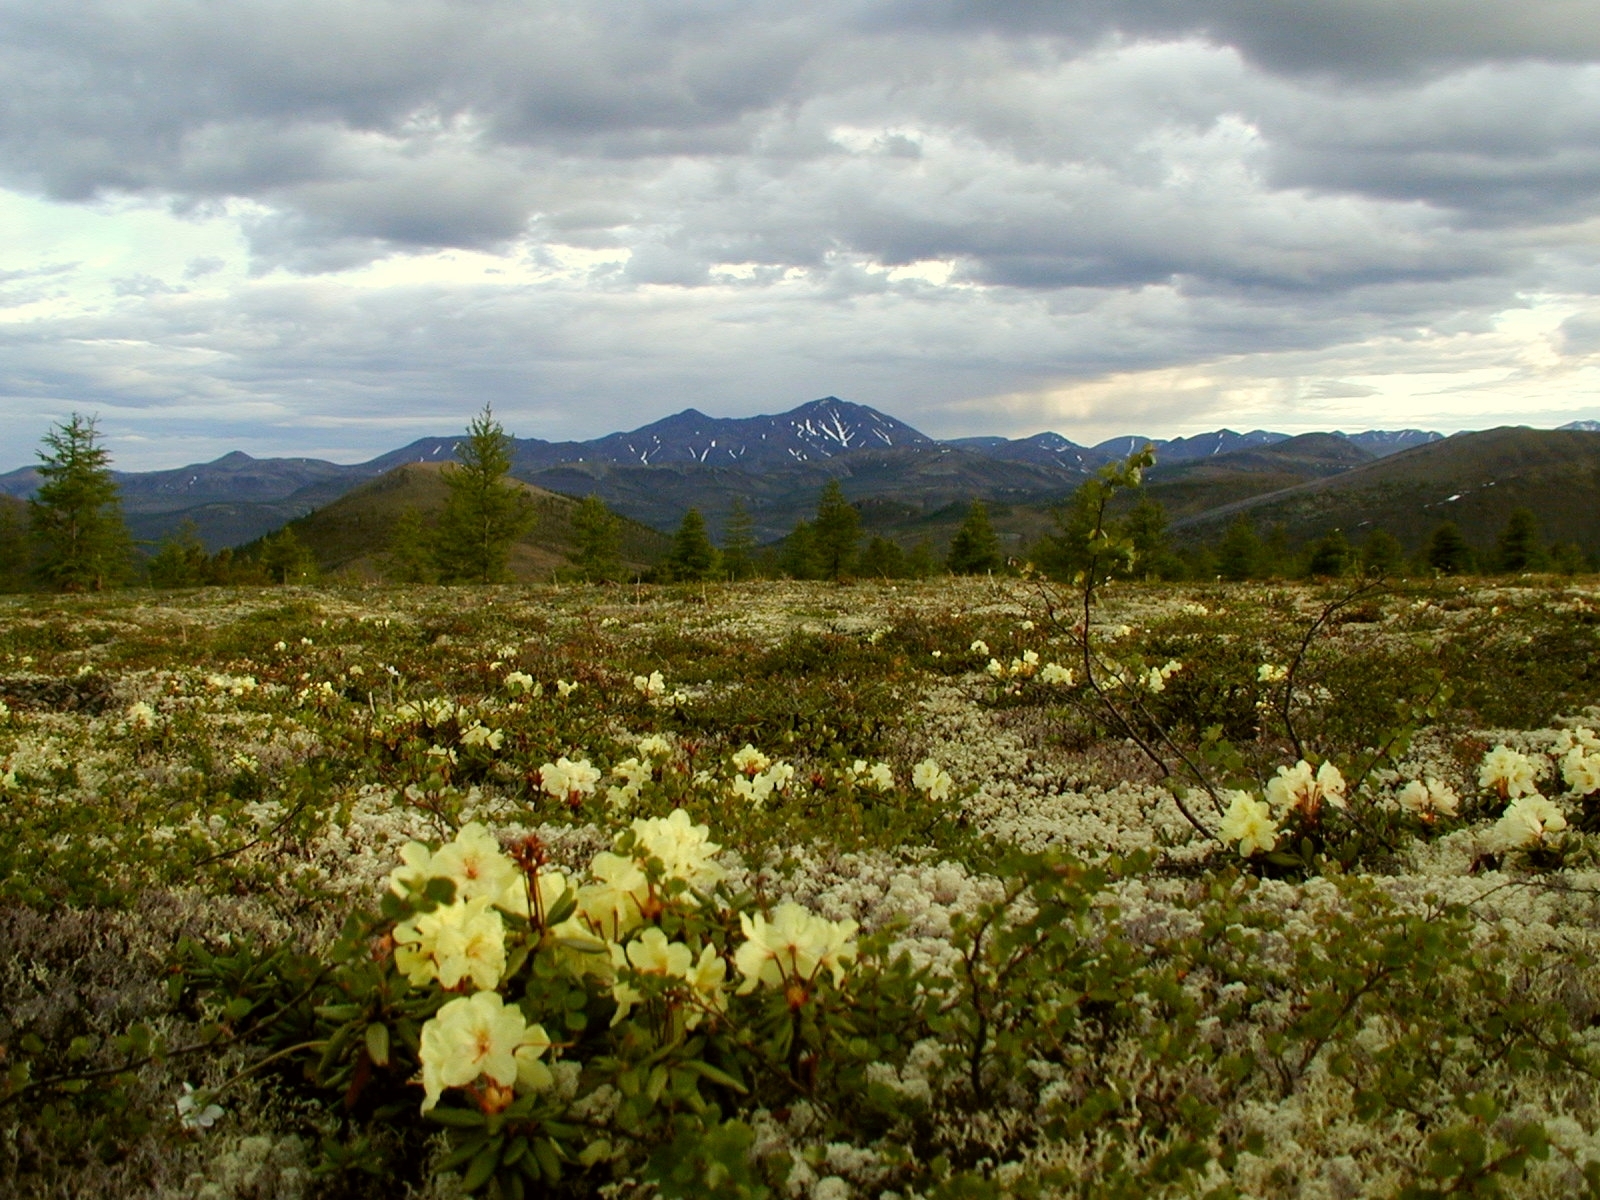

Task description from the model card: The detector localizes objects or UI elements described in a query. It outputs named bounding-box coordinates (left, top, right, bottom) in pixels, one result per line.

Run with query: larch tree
left=946, top=498, right=1004, bottom=575
left=436, top=406, right=534, bottom=584
left=29, top=413, right=131, bottom=592
left=720, top=497, right=757, bottom=580
left=666, top=508, right=718, bottom=581
left=571, top=494, right=622, bottom=581
left=812, top=479, right=860, bottom=580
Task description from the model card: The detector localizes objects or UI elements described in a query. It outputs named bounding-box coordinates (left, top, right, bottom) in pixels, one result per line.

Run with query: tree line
left=5, top=412, right=1594, bottom=592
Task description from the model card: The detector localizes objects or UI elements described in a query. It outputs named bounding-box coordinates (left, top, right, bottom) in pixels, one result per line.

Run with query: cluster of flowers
left=386, top=809, right=858, bottom=1114
left=1474, top=735, right=1599, bottom=850
left=1219, top=759, right=1348, bottom=857
left=1219, top=732, right=1600, bottom=860
left=632, top=670, right=688, bottom=707
left=727, top=744, right=796, bottom=807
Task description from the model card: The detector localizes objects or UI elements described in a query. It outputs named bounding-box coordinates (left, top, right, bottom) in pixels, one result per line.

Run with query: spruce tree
left=147, top=519, right=211, bottom=589
left=436, top=406, right=533, bottom=583
left=385, top=507, right=439, bottom=584
left=1495, top=508, right=1545, bottom=573
left=1216, top=517, right=1262, bottom=581
left=1306, top=530, right=1351, bottom=578
left=260, top=526, right=317, bottom=584
left=812, top=479, right=860, bottom=580
left=720, top=498, right=757, bottom=580
left=860, top=535, right=907, bottom=579
left=947, top=498, right=1004, bottom=575
left=780, top=519, right=820, bottom=580
left=1427, top=522, right=1473, bottom=575
left=29, top=413, right=131, bottom=592
left=1126, top=498, right=1175, bottom=579
left=1360, top=529, right=1405, bottom=578
left=1036, top=482, right=1097, bottom=580
left=0, top=504, right=29, bottom=592
left=571, top=494, right=622, bottom=581
left=666, top=508, right=718, bottom=581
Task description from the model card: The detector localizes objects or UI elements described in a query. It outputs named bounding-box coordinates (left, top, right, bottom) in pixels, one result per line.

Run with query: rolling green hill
left=1171, top=427, right=1600, bottom=555
left=266, top=462, right=670, bottom=581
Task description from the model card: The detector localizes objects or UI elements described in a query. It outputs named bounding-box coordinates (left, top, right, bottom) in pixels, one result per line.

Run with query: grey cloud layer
left=2, top=0, right=1599, bottom=464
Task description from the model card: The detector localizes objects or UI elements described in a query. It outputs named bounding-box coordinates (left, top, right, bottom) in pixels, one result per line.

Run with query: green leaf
left=461, top=1140, right=503, bottom=1193
left=364, top=1022, right=390, bottom=1067
left=680, top=1059, right=749, bottom=1094
left=427, top=1106, right=489, bottom=1128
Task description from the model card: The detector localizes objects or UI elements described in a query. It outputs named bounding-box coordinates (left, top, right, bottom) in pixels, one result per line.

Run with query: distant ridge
left=5, top=396, right=1591, bottom=557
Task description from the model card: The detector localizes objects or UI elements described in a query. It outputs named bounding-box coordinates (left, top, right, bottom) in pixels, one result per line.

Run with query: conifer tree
left=571, top=494, right=622, bottom=581
left=29, top=413, right=131, bottom=592
left=720, top=498, right=757, bottom=580
left=666, top=508, right=718, bottom=581
left=436, top=406, right=533, bottom=584
left=384, top=508, right=439, bottom=584
left=860, top=535, right=907, bottom=579
left=147, top=519, right=210, bottom=589
left=1306, top=530, right=1351, bottom=578
left=260, top=525, right=317, bottom=584
left=0, top=504, right=29, bottom=592
left=812, top=479, right=860, bottom=580
left=947, top=498, right=1004, bottom=575
left=1494, top=508, right=1545, bottom=573
left=1360, top=529, right=1405, bottom=578
left=1126, top=497, right=1176, bottom=580
left=1427, top=522, right=1473, bottom=575
left=780, top=519, right=819, bottom=580
left=1216, top=517, right=1262, bottom=581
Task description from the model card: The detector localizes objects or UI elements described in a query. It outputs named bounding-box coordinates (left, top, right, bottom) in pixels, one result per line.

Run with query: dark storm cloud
left=3, top=0, right=1600, bottom=467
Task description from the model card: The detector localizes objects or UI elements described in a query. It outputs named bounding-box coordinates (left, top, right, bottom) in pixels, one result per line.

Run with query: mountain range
left=0, top=397, right=1453, bottom=549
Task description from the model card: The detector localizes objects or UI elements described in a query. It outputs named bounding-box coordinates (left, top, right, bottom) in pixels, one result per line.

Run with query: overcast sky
left=5, top=0, right=1600, bottom=471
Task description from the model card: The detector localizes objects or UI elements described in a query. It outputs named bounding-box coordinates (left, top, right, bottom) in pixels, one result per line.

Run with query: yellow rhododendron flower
left=394, top=896, right=507, bottom=991
left=630, top=808, right=725, bottom=891
left=1218, top=791, right=1278, bottom=857
left=577, top=851, right=649, bottom=940
left=731, top=744, right=771, bottom=776
left=734, top=901, right=858, bottom=995
left=1493, top=794, right=1568, bottom=850
left=1264, top=760, right=1346, bottom=817
left=1478, top=745, right=1541, bottom=799
left=418, top=990, right=552, bottom=1112
left=430, top=823, right=519, bottom=903
left=911, top=759, right=953, bottom=801
left=1396, top=778, right=1460, bottom=819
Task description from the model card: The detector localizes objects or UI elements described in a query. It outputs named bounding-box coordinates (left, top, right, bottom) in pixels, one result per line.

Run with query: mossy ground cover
left=3, top=578, right=1600, bottom=1199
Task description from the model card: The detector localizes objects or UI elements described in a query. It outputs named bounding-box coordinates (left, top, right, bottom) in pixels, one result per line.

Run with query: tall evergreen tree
left=385, top=507, right=439, bottom=584
left=436, top=406, right=534, bottom=583
left=1126, top=497, right=1177, bottom=579
left=1216, top=517, right=1262, bottom=582
left=1495, top=508, right=1545, bottom=573
left=1035, top=481, right=1097, bottom=581
left=1427, top=522, right=1473, bottom=575
left=570, top=494, right=622, bottom=581
left=1360, top=529, right=1405, bottom=578
left=812, top=479, right=860, bottom=580
left=29, top=413, right=131, bottom=592
left=904, top=539, right=938, bottom=579
left=780, top=519, right=820, bottom=580
left=947, top=498, right=1004, bottom=575
left=147, top=519, right=211, bottom=589
left=666, top=508, right=718, bottom=581
left=860, top=535, right=907, bottom=579
left=1306, top=530, right=1351, bottom=578
left=720, top=497, right=757, bottom=579
left=260, top=526, right=317, bottom=584
left=0, top=504, right=30, bottom=592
